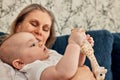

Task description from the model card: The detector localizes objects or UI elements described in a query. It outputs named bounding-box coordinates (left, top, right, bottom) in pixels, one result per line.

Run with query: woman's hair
left=10, top=3, right=56, bottom=48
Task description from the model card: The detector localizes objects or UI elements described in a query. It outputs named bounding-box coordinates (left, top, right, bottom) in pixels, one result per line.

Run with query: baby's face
left=11, top=32, right=49, bottom=64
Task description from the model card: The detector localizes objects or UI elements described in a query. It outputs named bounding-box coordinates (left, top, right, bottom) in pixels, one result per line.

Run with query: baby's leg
left=71, top=66, right=96, bottom=80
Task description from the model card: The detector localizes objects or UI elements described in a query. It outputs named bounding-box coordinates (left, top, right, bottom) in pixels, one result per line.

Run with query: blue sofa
left=52, top=30, right=120, bottom=80
left=0, top=30, right=120, bottom=80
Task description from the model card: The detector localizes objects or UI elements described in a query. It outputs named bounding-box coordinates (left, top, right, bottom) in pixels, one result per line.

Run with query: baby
left=0, top=30, right=94, bottom=80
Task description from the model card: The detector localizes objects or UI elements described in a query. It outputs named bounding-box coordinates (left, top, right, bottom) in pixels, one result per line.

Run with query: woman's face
left=16, top=10, right=52, bottom=45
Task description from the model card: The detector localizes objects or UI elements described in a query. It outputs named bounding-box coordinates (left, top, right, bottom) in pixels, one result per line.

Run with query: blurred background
left=0, top=0, right=120, bottom=36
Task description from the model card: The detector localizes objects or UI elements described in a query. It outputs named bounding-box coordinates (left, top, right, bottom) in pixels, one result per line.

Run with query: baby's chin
left=43, top=51, right=50, bottom=60
left=40, top=51, right=50, bottom=61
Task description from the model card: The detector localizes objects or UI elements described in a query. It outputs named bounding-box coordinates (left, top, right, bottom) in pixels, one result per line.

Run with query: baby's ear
left=12, top=59, right=25, bottom=70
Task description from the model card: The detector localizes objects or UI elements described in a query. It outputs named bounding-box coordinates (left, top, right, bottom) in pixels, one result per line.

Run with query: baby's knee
left=82, top=65, right=90, bottom=70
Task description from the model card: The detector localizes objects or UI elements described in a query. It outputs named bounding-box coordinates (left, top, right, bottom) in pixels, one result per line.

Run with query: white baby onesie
left=20, top=49, right=62, bottom=80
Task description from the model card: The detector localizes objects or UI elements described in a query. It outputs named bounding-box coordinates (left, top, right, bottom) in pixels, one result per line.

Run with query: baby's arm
left=41, top=43, right=80, bottom=80
left=69, top=28, right=87, bottom=67
left=41, top=30, right=87, bottom=80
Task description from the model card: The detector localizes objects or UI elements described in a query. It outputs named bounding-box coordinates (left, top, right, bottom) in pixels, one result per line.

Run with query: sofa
left=0, top=30, right=120, bottom=80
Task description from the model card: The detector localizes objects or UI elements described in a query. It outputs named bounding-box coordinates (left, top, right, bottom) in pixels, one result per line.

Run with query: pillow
left=112, top=33, right=120, bottom=80
left=0, top=32, right=6, bottom=35
left=52, top=30, right=114, bottom=80
left=52, top=35, right=69, bottom=55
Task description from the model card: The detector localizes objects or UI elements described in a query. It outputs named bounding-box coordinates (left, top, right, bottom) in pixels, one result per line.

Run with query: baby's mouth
left=43, top=47, right=48, bottom=53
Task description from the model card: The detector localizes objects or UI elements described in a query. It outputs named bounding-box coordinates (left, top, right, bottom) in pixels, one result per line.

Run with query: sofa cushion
left=112, top=33, right=120, bottom=80
left=52, top=30, right=114, bottom=80
left=52, top=35, right=69, bottom=54
left=0, top=32, right=8, bottom=45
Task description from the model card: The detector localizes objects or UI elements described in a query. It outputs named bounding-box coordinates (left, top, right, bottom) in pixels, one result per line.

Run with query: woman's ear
left=12, top=59, right=25, bottom=70
left=16, top=23, right=21, bottom=32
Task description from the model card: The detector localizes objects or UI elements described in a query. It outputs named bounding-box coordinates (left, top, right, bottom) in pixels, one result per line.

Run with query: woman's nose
left=33, top=28, right=43, bottom=41
left=35, top=28, right=43, bottom=36
left=37, top=27, right=43, bottom=35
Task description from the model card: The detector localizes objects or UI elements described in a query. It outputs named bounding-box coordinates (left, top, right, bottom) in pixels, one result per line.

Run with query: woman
left=9, top=3, right=95, bottom=80
left=10, top=3, right=55, bottom=48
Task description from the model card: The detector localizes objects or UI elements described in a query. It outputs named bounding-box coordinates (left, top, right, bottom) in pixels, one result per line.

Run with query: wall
left=0, top=0, right=120, bottom=36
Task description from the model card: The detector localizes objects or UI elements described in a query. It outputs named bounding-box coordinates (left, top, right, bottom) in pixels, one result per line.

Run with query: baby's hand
left=68, top=28, right=86, bottom=46
left=86, top=34, right=94, bottom=47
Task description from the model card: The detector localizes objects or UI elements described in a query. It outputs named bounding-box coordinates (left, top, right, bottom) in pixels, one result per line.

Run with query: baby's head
left=0, top=32, right=49, bottom=69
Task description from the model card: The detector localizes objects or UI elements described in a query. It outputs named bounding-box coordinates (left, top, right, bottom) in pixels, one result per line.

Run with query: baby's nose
left=38, top=42, right=43, bottom=47
left=38, top=42, right=48, bottom=52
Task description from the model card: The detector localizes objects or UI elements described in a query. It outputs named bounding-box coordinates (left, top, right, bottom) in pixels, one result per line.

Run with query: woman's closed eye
left=30, top=21, right=39, bottom=27
left=43, top=25, right=50, bottom=32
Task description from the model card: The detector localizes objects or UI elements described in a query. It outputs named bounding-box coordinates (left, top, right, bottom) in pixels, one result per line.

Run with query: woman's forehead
left=26, top=10, right=52, bottom=24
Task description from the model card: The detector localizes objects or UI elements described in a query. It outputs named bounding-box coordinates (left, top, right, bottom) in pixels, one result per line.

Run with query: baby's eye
left=30, top=43, right=36, bottom=47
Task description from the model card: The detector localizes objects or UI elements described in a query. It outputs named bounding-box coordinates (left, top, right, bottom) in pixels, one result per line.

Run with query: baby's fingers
left=86, top=34, right=94, bottom=47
